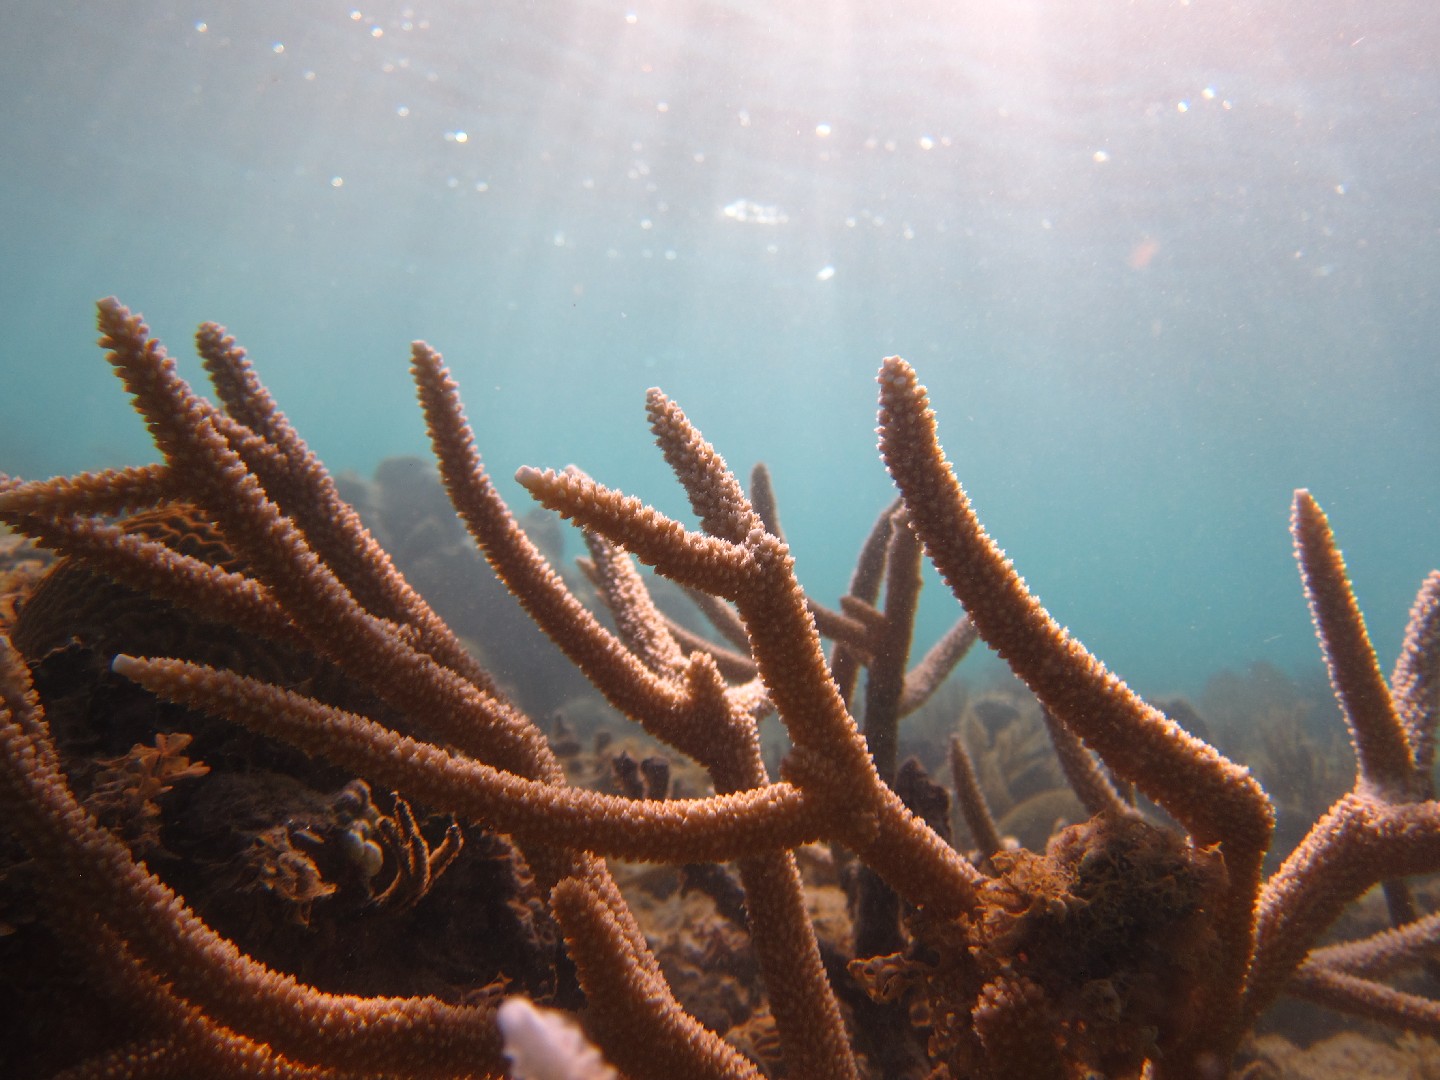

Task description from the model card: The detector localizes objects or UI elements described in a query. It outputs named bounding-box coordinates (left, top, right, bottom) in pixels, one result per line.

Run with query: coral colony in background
left=1, top=298, right=1438, bottom=1079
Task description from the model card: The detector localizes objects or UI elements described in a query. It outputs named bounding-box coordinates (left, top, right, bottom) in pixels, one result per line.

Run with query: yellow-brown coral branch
left=0, top=640, right=505, bottom=1078
left=1292, top=489, right=1417, bottom=800
left=1248, top=793, right=1440, bottom=1022
left=0, top=463, right=175, bottom=518
left=875, top=354, right=1273, bottom=1065
left=111, top=654, right=825, bottom=864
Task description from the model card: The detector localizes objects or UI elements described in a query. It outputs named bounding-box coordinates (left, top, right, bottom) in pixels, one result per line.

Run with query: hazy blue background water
left=2, top=0, right=1437, bottom=699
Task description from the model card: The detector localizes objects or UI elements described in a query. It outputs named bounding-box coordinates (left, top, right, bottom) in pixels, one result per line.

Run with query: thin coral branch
left=663, top=615, right=759, bottom=682
left=548, top=869, right=761, bottom=1080
left=575, top=537, right=856, bottom=1077
left=1040, top=707, right=1134, bottom=820
left=412, top=343, right=704, bottom=739
left=860, top=507, right=923, bottom=785
left=898, top=614, right=978, bottom=716
left=736, top=846, right=862, bottom=1080
left=585, top=531, right=688, bottom=679
left=949, top=733, right=1003, bottom=865
left=0, top=463, right=176, bottom=518
left=748, top=461, right=784, bottom=541
left=96, top=299, right=551, bottom=779
left=1284, top=963, right=1440, bottom=1035
left=1394, top=570, right=1440, bottom=786
left=1303, top=908, right=1440, bottom=980
left=876, top=356, right=1272, bottom=866
left=1, top=507, right=306, bottom=651
left=682, top=587, right=752, bottom=653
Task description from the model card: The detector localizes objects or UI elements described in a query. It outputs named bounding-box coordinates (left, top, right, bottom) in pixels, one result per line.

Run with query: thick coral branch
left=876, top=356, right=1271, bottom=860
left=1247, top=793, right=1440, bottom=1021
left=875, top=355, right=1273, bottom=1064
left=0, top=639, right=505, bottom=1078
left=1292, top=489, right=1417, bottom=800
left=112, top=655, right=824, bottom=865
left=549, top=871, right=760, bottom=1080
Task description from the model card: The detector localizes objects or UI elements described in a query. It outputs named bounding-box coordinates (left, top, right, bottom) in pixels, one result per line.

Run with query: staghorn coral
left=0, top=302, right=1437, bottom=1078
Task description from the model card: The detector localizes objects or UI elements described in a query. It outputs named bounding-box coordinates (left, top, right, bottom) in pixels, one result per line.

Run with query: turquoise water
left=2, top=1, right=1436, bottom=698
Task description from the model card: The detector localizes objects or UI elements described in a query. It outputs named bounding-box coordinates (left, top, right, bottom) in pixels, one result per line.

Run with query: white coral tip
left=496, top=997, right=617, bottom=1080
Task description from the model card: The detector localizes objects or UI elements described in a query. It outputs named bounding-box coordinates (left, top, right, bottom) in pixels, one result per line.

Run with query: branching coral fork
left=87, top=298, right=554, bottom=781
left=874, top=354, right=1275, bottom=1068
left=516, top=393, right=985, bottom=917
left=1243, top=492, right=1440, bottom=1026
left=410, top=342, right=860, bottom=1079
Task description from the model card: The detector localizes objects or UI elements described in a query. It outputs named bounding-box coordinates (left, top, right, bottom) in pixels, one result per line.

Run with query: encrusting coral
left=0, top=299, right=1438, bottom=1078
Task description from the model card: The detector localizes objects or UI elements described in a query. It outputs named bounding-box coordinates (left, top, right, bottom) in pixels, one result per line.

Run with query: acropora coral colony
left=0, top=298, right=1438, bottom=1079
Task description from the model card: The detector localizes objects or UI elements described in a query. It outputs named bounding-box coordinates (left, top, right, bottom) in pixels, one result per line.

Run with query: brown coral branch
left=584, top=530, right=689, bottom=679
left=681, top=586, right=753, bottom=653
left=0, top=507, right=306, bottom=652
left=949, top=733, right=1003, bottom=864
left=20, top=304, right=859, bottom=1079
left=51, top=920, right=372, bottom=1080
left=875, top=355, right=1273, bottom=1062
left=0, top=637, right=506, bottom=1078
left=519, top=392, right=985, bottom=917
left=194, top=322, right=495, bottom=697
left=1292, top=489, right=1417, bottom=800
left=1393, top=570, right=1440, bottom=785
left=875, top=356, right=1272, bottom=868
left=111, top=654, right=824, bottom=865
left=1284, top=963, right=1440, bottom=1035
left=1303, top=908, right=1440, bottom=979
left=0, top=463, right=176, bottom=518
left=662, top=614, right=759, bottom=682
left=1240, top=495, right=1440, bottom=1020
left=412, top=342, right=705, bottom=741
left=92, top=300, right=553, bottom=781
left=860, top=507, right=923, bottom=785
left=748, top=461, right=784, bottom=541
left=898, top=613, right=978, bottom=716
left=1040, top=707, right=1134, bottom=821
left=829, top=499, right=899, bottom=707
left=548, top=870, right=761, bottom=1080
left=416, top=365, right=858, bottom=1074
left=1247, top=793, right=1440, bottom=1022
left=576, top=539, right=857, bottom=1078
